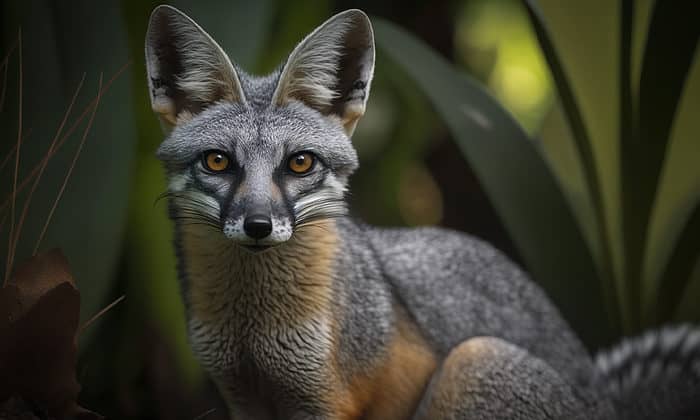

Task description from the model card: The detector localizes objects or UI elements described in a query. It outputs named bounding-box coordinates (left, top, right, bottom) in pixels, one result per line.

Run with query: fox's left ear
left=272, top=9, right=375, bottom=136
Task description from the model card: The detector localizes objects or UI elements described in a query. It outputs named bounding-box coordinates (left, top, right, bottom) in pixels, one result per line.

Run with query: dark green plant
left=0, top=0, right=136, bottom=340
left=374, top=0, right=700, bottom=347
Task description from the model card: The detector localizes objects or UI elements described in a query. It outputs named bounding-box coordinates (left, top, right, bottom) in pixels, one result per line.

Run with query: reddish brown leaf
left=0, top=249, right=88, bottom=418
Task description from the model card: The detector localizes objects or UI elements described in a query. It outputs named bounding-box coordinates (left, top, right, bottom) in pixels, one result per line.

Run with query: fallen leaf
left=0, top=249, right=96, bottom=418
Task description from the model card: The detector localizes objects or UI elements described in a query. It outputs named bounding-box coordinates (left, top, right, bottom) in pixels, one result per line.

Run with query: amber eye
left=288, top=152, right=315, bottom=174
left=203, top=151, right=230, bottom=172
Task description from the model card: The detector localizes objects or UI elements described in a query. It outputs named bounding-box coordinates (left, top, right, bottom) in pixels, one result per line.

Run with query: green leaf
left=638, top=2, right=699, bottom=168
left=621, top=1, right=699, bottom=330
left=674, top=260, right=700, bottom=323
left=619, top=0, right=634, bottom=200
left=169, top=0, right=274, bottom=70
left=656, top=201, right=700, bottom=323
left=642, top=40, right=700, bottom=324
left=618, top=0, right=637, bottom=329
left=0, top=0, right=136, bottom=339
left=519, top=0, right=620, bottom=332
left=373, top=18, right=614, bottom=347
left=253, top=0, right=331, bottom=73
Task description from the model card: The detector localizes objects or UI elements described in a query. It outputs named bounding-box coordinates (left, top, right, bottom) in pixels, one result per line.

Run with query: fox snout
left=243, top=214, right=273, bottom=239
left=222, top=201, right=294, bottom=250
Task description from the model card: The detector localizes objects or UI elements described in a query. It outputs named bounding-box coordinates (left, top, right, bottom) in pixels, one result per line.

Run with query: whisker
left=294, top=223, right=334, bottom=236
left=153, top=190, right=170, bottom=207
left=160, top=191, right=221, bottom=211
left=174, top=212, right=220, bottom=227
left=173, top=219, right=219, bottom=228
left=176, top=204, right=220, bottom=219
left=294, top=194, right=347, bottom=227
left=294, top=207, right=347, bottom=230
left=155, top=190, right=223, bottom=232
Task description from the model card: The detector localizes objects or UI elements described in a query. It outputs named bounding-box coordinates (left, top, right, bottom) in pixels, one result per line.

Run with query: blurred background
left=1, top=0, right=698, bottom=418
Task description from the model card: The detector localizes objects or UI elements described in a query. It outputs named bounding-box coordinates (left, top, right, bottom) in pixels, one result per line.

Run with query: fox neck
left=177, top=219, right=339, bottom=328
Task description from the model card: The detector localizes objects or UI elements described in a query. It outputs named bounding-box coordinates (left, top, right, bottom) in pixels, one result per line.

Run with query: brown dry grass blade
left=7, top=74, right=86, bottom=280
left=78, top=294, right=125, bottom=336
left=4, top=28, right=22, bottom=287
left=0, top=212, right=7, bottom=235
left=33, top=72, right=104, bottom=255
left=0, top=129, right=32, bottom=173
left=0, top=37, right=18, bottom=72
left=0, top=54, right=9, bottom=114
left=0, top=36, right=19, bottom=113
left=0, top=61, right=130, bottom=217
left=193, top=408, right=217, bottom=420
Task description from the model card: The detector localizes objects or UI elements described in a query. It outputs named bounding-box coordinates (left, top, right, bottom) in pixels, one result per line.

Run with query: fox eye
left=203, top=150, right=230, bottom=172
left=288, top=152, right=315, bottom=174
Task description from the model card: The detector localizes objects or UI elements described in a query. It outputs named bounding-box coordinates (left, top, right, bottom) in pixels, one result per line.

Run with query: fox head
left=145, top=6, right=374, bottom=252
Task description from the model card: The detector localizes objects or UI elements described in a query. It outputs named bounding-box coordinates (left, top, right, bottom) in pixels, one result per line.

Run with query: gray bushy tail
left=595, top=324, right=700, bottom=420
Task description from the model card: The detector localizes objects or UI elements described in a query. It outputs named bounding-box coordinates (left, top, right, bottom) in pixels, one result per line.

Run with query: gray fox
left=144, top=5, right=700, bottom=420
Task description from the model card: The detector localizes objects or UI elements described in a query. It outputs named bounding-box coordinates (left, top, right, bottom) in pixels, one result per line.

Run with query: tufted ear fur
left=145, top=5, right=245, bottom=130
left=272, top=10, right=375, bottom=136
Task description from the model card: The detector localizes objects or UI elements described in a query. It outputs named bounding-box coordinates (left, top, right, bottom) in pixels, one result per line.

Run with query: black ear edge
left=144, top=5, right=246, bottom=127
left=145, top=5, right=184, bottom=121
left=326, top=10, right=376, bottom=135
left=332, top=10, right=375, bottom=105
left=270, top=9, right=375, bottom=136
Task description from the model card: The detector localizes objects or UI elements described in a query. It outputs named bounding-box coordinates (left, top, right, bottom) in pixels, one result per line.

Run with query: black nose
left=243, top=214, right=273, bottom=239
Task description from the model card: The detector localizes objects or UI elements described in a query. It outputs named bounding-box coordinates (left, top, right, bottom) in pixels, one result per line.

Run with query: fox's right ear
left=145, top=5, right=245, bottom=131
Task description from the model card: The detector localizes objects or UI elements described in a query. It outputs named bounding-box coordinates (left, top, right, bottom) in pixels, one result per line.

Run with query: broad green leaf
left=655, top=201, right=700, bottom=323
left=619, top=0, right=636, bottom=328
left=630, top=0, right=654, bottom=99
left=538, top=102, right=597, bottom=259
left=169, top=0, right=274, bottom=70
left=373, top=18, right=614, bottom=347
left=254, top=0, right=330, bottom=73
left=531, top=0, right=623, bottom=296
left=619, top=0, right=634, bottom=218
left=520, top=0, right=620, bottom=331
left=675, top=260, right=700, bottom=323
left=622, top=1, right=700, bottom=329
left=0, top=0, right=136, bottom=339
left=644, top=51, right=700, bottom=322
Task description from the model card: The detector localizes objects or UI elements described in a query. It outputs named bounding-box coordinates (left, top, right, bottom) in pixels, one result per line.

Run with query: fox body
left=146, top=6, right=700, bottom=420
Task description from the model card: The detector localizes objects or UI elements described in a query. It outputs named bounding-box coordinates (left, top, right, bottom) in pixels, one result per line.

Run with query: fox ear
left=145, top=5, right=245, bottom=130
left=272, top=10, right=375, bottom=136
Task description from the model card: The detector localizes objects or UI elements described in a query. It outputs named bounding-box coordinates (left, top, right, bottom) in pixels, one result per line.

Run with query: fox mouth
left=240, top=243, right=273, bottom=253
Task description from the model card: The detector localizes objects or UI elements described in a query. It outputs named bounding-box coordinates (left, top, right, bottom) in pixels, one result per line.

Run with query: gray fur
left=413, top=337, right=611, bottom=420
left=146, top=6, right=700, bottom=420
left=364, top=226, right=599, bottom=386
left=595, top=325, right=700, bottom=420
